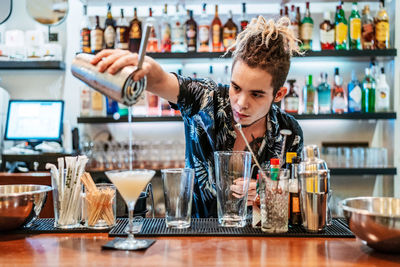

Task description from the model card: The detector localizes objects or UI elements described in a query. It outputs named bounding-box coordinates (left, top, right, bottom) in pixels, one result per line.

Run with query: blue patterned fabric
left=171, top=74, right=304, bottom=218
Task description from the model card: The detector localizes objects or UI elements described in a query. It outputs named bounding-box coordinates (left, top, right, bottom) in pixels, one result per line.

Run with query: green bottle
left=335, top=4, right=348, bottom=50
left=362, top=67, right=376, bottom=112
left=349, top=2, right=362, bottom=50
left=303, top=75, right=316, bottom=114
left=300, top=2, right=313, bottom=51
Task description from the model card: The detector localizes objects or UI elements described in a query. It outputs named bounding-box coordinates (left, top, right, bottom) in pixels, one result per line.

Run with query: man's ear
left=274, top=87, right=287, bottom=103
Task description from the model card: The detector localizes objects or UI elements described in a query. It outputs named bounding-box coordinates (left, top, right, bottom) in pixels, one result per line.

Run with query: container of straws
left=82, top=173, right=116, bottom=229
left=47, top=156, right=88, bottom=229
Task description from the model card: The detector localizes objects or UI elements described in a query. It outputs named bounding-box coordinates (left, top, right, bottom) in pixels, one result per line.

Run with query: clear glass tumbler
left=214, top=151, right=252, bottom=227
left=259, top=169, right=290, bottom=233
left=161, top=168, right=195, bottom=229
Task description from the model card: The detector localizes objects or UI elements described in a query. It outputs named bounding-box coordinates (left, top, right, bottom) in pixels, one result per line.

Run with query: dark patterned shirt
left=171, top=74, right=304, bottom=218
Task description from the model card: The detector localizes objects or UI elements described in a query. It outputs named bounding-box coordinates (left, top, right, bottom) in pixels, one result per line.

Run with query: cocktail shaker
left=298, top=145, right=332, bottom=232
left=71, top=25, right=151, bottom=106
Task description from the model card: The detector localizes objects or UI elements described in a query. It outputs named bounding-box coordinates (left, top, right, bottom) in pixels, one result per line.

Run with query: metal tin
left=71, top=53, right=147, bottom=106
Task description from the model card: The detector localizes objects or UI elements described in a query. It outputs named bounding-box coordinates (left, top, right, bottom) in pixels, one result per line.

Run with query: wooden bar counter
left=0, top=233, right=399, bottom=266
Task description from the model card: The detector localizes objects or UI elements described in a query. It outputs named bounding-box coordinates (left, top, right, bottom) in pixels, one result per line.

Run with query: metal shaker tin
left=71, top=53, right=147, bottom=106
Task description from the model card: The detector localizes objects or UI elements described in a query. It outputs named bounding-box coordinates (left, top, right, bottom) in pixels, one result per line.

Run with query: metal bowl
left=340, top=197, right=400, bottom=253
left=0, top=184, right=52, bottom=231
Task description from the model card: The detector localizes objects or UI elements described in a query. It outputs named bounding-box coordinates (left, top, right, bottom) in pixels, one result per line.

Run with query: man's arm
left=90, top=49, right=180, bottom=104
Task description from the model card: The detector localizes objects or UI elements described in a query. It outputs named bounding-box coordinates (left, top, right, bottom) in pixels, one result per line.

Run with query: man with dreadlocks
left=91, top=16, right=304, bottom=218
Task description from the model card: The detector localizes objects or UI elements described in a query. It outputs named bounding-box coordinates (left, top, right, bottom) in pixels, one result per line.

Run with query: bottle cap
left=286, top=152, right=297, bottom=163
left=334, top=67, right=339, bottom=76
left=270, top=158, right=280, bottom=166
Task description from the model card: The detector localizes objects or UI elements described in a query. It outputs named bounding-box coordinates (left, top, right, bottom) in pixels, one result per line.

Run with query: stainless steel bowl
left=0, top=184, right=52, bottom=231
left=340, top=197, right=400, bottom=253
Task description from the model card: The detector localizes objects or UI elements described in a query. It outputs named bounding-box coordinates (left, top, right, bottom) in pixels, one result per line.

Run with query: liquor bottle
left=91, top=89, right=105, bottom=116
left=289, top=5, right=299, bottom=40
left=211, top=5, right=223, bottom=52
left=303, top=75, right=316, bottom=114
left=198, top=3, right=210, bottom=52
left=90, top=15, right=104, bottom=54
left=104, top=3, right=116, bottom=49
left=80, top=5, right=91, bottom=54
left=284, top=6, right=289, bottom=18
left=280, top=8, right=283, bottom=18
left=348, top=70, right=362, bottom=113
left=349, top=2, right=362, bottom=50
left=252, top=174, right=261, bottom=228
left=224, top=65, right=230, bottom=84
left=146, top=8, right=159, bottom=52
left=375, top=67, right=390, bottom=112
left=284, top=79, right=299, bottom=114
left=300, top=2, right=313, bottom=51
left=240, top=3, right=249, bottom=32
left=208, top=65, right=215, bottom=81
left=161, top=4, right=172, bottom=52
left=289, top=155, right=302, bottom=226
left=223, top=10, right=238, bottom=50
left=361, top=5, right=374, bottom=50
left=128, top=7, right=142, bottom=53
left=375, top=0, right=390, bottom=49
left=185, top=10, right=197, bottom=52
left=319, top=11, right=335, bottom=50
left=80, top=86, right=91, bottom=116
left=105, top=97, right=119, bottom=115
left=335, top=4, right=348, bottom=50
left=362, top=67, right=376, bottom=112
left=331, top=68, right=348, bottom=113
left=171, top=4, right=186, bottom=53
left=146, top=92, right=160, bottom=116
left=295, top=7, right=301, bottom=40
left=116, top=9, right=129, bottom=50
left=317, top=72, right=331, bottom=114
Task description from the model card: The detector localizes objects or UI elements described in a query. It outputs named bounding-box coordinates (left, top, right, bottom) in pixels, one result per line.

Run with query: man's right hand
left=90, top=49, right=180, bottom=104
left=90, top=49, right=153, bottom=82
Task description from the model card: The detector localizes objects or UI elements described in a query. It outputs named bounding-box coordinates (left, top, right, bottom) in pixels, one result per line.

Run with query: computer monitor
left=4, top=100, right=64, bottom=144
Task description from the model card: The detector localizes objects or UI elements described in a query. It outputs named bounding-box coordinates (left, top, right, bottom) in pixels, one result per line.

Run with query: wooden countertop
left=0, top=233, right=399, bottom=266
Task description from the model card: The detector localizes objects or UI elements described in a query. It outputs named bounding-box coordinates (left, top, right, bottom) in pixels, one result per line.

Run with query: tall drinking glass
left=105, top=169, right=155, bottom=250
left=161, top=168, right=195, bottom=228
left=214, top=151, right=252, bottom=227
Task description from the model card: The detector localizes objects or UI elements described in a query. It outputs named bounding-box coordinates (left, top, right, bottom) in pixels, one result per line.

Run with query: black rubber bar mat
left=109, top=218, right=355, bottom=238
left=9, top=218, right=117, bottom=234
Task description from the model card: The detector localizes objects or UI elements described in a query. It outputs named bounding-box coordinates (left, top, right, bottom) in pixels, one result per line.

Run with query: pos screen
left=4, top=100, right=64, bottom=142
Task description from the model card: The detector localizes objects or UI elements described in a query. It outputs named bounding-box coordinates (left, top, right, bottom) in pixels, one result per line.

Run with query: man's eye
left=252, top=93, right=263, bottom=98
left=233, top=85, right=240, bottom=92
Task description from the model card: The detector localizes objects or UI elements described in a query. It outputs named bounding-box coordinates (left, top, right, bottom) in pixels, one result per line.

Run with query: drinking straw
left=234, top=123, right=266, bottom=179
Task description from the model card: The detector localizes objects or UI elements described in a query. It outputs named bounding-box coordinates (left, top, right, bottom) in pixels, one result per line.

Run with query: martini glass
left=105, top=169, right=155, bottom=250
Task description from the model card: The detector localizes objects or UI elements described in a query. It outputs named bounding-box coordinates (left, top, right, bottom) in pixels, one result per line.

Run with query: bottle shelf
left=87, top=168, right=397, bottom=177
left=292, top=112, right=396, bottom=120
left=0, top=60, right=65, bottom=70
left=147, top=49, right=397, bottom=59
left=77, top=112, right=396, bottom=124
left=330, top=167, right=397, bottom=176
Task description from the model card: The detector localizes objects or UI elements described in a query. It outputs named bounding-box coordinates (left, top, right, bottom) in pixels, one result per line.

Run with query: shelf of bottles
left=330, top=167, right=397, bottom=176
left=0, top=60, right=65, bottom=70
left=84, top=167, right=397, bottom=177
left=77, top=112, right=396, bottom=124
left=147, top=49, right=397, bottom=59
left=80, top=1, right=393, bottom=57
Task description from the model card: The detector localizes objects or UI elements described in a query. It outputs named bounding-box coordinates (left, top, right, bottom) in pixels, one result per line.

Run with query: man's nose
left=237, top=93, right=249, bottom=109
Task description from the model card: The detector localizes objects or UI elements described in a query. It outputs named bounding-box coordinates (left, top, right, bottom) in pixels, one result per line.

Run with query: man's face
left=229, top=60, right=275, bottom=126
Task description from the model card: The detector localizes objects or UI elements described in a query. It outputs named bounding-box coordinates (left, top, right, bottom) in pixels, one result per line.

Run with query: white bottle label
left=199, top=25, right=210, bottom=43
left=320, top=29, right=334, bottom=44
left=284, top=97, right=299, bottom=113
left=104, top=26, right=116, bottom=47
left=332, top=96, right=346, bottom=110
left=349, top=85, right=362, bottom=103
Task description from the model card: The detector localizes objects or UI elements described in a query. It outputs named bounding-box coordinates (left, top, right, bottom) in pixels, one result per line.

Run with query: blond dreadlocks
left=226, top=16, right=302, bottom=95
